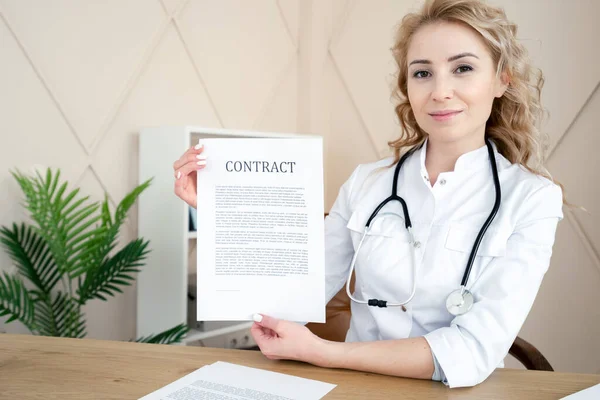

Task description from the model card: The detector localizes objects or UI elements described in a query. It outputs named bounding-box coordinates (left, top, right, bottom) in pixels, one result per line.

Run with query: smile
left=428, top=110, right=463, bottom=121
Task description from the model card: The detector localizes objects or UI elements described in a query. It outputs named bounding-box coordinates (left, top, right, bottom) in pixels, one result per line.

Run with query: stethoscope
left=345, top=138, right=501, bottom=316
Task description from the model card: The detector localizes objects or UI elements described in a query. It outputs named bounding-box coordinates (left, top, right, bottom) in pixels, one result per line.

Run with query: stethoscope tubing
left=346, top=138, right=501, bottom=314
left=460, top=140, right=501, bottom=286
left=345, top=223, right=418, bottom=308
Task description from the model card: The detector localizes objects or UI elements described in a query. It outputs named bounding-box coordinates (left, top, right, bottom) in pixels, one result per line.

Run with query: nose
left=431, top=76, right=454, bottom=102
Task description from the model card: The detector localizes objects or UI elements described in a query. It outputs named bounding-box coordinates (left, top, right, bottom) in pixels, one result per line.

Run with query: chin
left=424, top=127, right=467, bottom=144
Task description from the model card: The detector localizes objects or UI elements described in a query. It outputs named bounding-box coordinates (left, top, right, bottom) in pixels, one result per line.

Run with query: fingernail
left=176, top=171, right=181, bottom=179
left=253, top=314, right=263, bottom=323
left=194, top=141, right=203, bottom=150
left=197, top=160, right=206, bottom=166
left=196, top=154, right=207, bottom=160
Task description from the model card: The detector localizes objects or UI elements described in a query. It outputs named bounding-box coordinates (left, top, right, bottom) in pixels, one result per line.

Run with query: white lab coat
left=323, top=140, right=563, bottom=388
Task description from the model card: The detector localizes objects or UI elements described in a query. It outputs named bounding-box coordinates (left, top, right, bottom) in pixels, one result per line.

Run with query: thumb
left=253, top=313, right=280, bottom=330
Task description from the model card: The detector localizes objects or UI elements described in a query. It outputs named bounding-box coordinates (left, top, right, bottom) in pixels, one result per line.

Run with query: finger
left=174, top=153, right=207, bottom=176
left=174, top=168, right=195, bottom=191
left=250, top=322, right=263, bottom=337
left=259, top=325, right=277, bottom=338
left=173, top=148, right=203, bottom=171
left=175, top=159, right=206, bottom=182
left=253, top=314, right=280, bottom=332
left=250, top=323, right=273, bottom=342
left=173, top=143, right=204, bottom=170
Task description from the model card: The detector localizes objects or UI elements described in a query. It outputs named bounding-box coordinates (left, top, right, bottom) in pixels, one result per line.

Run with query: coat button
left=440, top=178, right=447, bottom=185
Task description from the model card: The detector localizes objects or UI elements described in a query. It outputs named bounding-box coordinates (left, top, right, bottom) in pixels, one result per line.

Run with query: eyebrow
left=408, top=52, right=479, bottom=66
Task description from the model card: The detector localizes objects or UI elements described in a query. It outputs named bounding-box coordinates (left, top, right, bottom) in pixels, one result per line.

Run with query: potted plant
left=0, top=168, right=187, bottom=344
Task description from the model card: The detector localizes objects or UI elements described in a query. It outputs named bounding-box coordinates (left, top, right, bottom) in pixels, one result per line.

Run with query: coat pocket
left=444, top=222, right=508, bottom=257
left=346, top=208, right=412, bottom=242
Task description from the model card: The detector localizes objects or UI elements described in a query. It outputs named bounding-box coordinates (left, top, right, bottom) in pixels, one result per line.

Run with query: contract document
left=561, top=383, right=600, bottom=399
left=196, top=137, right=325, bottom=322
left=138, top=361, right=336, bottom=400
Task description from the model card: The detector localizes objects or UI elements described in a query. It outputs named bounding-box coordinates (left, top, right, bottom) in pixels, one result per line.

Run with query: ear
left=494, top=71, right=510, bottom=98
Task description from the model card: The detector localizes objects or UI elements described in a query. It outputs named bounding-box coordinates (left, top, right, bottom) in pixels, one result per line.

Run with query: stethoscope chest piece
left=446, top=288, right=474, bottom=316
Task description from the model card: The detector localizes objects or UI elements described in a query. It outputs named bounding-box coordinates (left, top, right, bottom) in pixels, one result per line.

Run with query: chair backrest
left=306, top=277, right=353, bottom=343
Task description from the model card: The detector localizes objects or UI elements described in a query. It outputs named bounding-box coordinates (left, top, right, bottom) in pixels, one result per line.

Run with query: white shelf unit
left=137, top=126, right=302, bottom=347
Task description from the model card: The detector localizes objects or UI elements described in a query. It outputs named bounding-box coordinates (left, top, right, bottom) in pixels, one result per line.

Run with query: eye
left=413, top=70, right=430, bottom=79
left=455, top=65, right=473, bottom=74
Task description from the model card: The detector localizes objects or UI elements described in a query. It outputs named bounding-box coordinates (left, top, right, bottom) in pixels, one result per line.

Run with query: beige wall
left=0, top=0, right=598, bottom=373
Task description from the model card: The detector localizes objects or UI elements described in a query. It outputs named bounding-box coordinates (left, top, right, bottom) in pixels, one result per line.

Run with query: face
left=406, top=21, right=508, bottom=148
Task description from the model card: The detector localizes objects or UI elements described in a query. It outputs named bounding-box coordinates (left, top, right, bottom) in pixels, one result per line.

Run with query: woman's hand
left=250, top=314, right=329, bottom=367
left=173, top=141, right=206, bottom=208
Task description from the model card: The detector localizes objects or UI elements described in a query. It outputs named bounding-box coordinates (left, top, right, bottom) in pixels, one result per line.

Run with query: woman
left=172, top=0, right=564, bottom=388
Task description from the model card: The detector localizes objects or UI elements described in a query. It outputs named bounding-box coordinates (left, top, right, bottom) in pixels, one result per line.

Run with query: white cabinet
left=137, top=126, right=300, bottom=346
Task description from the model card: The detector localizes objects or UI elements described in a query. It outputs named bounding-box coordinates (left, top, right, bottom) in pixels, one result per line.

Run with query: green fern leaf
left=135, top=323, right=189, bottom=344
left=51, top=292, right=87, bottom=338
left=0, top=223, right=61, bottom=294
left=88, top=179, right=152, bottom=278
left=78, top=238, right=150, bottom=303
left=34, top=295, right=59, bottom=336
left=114, top=178, right=152, bottom=226
left=101, top=194, right=112, bottom=228
left=0, top=271, right=36, bottom=332
left=11, top=168, right=102, bottom=277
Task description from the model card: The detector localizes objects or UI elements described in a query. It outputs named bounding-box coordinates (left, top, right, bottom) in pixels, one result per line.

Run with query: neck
left=425, top=135, right=485, bottom=185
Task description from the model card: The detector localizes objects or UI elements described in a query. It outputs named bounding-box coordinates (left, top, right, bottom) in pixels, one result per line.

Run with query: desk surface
left=0, top=334, right=598, bottom=399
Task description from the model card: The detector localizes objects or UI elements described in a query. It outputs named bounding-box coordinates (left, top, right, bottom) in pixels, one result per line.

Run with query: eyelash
left=412, top=64, right=474, bottom=79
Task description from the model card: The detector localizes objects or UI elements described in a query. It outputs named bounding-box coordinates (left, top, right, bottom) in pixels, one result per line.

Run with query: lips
left=429, top=110, right=462, bottom=116
left=428, top=110, right=462, bottom=121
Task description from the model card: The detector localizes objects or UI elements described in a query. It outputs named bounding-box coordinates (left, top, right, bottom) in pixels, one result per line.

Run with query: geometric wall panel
left=0, top=16, right=88, bottom=267
left=161, top=0, right=187, bottom=16
left=176, top=0, right=296, bottom=129
left=331, top=0, right=351, bottom=42
left=254, top=61, right=298, bottom=134
left=277, top=0, right=300, bottom=46
left=488, top=0, right=600, bottom=151
left=547, top=87, right=600, bottom=268
left=330, top=0, right=420, bottom=158
left=326, top=56, right=379, bottom=210
left=92, top=24, right=221, bottom=208
left=0, top=0, right=166, bottom=150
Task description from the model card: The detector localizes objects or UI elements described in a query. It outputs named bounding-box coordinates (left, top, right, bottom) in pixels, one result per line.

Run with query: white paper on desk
left=560, top=383, right=600, bottom=399
left=196, top=137, right=325, bottom=323
left=138, top=361, right=336, bottom=400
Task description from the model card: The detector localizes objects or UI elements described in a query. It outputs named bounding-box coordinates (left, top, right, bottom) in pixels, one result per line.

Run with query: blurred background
left=0, top=0, right=598, bottom=374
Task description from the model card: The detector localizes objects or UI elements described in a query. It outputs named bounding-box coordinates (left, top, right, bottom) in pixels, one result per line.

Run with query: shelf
left=182, top=321, right=254, bottom=344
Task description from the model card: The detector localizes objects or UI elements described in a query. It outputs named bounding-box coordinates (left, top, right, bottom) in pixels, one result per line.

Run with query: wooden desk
left=0, top=334, right=598, bottom=399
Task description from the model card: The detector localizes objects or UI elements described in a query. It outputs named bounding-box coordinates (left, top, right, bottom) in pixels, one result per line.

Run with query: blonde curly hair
left=389, top=0, right=566, bottom=202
